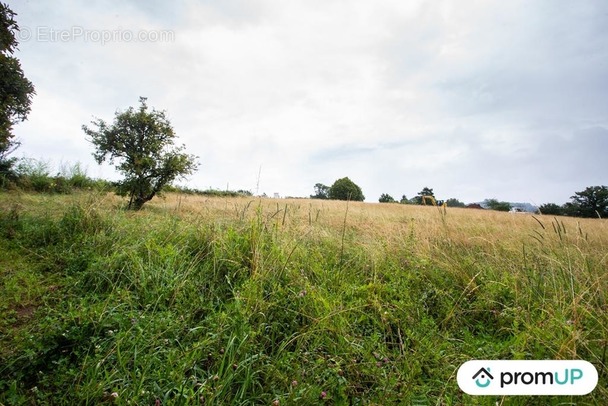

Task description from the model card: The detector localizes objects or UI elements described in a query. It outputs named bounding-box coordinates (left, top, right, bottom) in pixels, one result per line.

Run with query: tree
left=399, top=195, right=410, bottom=204
left=0, top=3, right=35, bottom=173
left=413, top=187, right=434, bottom=205
left=83, top=97, right=198, bottom=210
left=328, top=177, right=364, bottom=201
left=379, top=193, right=395, bottom=203
left=484, top=198, right=511, bottom=212
left=445, top=198, right=465, bottom=208
left=569, top=186, right=608, bottom=218
left=538, top=203, right=563, bottom=216
left=310, top=183, right=330, bottom=199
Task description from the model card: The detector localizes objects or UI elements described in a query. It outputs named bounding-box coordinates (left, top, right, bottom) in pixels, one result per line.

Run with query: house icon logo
left=472, top=367, right=494, bottom=388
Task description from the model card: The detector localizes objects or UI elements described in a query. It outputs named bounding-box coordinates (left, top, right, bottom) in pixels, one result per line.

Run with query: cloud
left=7, top=0, right=608, bottom=204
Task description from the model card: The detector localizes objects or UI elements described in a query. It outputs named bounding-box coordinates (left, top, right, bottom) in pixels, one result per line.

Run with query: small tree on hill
left=539, top=203, right=563, bottom=215
left=413, top=187, right=434, bottom=204
left=311, top=183, right=330, bottom=199
left=328, top=177, right=364, bottom=201
left=83, top=97, right=198, bottom=210
left=379, top=193, right=395, bottom=203
left=484, top=198, right=511, bottom=212
left=445, top=198, right=465, bottom=208
left=570, top=186, right=608, bottom=218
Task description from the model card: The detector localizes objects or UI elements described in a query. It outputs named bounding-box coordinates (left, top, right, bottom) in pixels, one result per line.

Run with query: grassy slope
left=0, top=191, right=606, bottom=405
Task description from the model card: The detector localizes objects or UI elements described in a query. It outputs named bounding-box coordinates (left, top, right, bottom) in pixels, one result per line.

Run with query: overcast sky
left=7, top=0, right=608, bottom=204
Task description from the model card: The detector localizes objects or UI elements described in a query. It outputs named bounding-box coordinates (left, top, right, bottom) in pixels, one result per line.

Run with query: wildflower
left=291, top=380, right=298, bottom=387
left=272, top=400, right=280, bottom=406
left=320, top=391, right=327, bottom=399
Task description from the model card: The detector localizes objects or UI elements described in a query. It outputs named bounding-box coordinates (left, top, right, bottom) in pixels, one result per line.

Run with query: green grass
left=0, top=192, right=606, bottom=405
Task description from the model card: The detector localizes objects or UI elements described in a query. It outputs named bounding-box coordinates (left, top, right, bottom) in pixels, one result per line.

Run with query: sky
left=7, top=0, right=608, bottom=204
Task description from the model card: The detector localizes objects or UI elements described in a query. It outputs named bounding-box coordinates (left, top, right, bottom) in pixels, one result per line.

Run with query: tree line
left=313, top=179, right=608, bottom=219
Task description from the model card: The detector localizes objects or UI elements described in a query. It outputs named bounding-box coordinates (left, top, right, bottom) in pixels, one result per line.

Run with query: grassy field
left=0, top=191, right=606, bottom=405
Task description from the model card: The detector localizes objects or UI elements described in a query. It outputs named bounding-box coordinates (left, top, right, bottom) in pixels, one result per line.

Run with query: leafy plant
left=379, top=193, right=395, bottom=203
left=0, top=3, right=35, bottom=164
left=83, top=97, right=198, bottom=210
left=328, top=177, right=364, bottom=201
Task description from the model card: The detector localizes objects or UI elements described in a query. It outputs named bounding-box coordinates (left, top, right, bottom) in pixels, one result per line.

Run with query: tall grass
left=0, top=192, right=606, bottom=404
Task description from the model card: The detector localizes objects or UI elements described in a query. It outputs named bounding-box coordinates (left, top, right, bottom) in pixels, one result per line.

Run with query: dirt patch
left=13, top=304, right=37, bottom=324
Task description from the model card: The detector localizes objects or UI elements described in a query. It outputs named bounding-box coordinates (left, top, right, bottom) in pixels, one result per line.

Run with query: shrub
left=329, top=177, right=365, bottom=201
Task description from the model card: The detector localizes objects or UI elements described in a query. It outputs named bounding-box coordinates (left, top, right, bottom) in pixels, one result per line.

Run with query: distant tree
left=399, top=195, right=410, bottom=204
left=413, top=187, right=435, bottom=205
left=561, top=202, right=581, bottom=217
left=539, top=203, right=563, bottom=216
left=569, top=185, right=608, bottom=218
left=310, top=183, right=330, bottom=199
left=484, top=198, right=511, bottom=212
left=328, top=177, right=364, bottom=201
left=0, top=3, right=35, bottom=175
left=83, top=97, right=198, bottom=210
left=445, top=198, right=465, bottom=208
left=379, top=193, right=395, bottom=203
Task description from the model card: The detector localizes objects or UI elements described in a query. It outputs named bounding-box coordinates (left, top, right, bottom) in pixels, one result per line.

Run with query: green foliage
left=0, top=3, right=35, bottom=163
left=310, top=183, right=330, bottom=199
left=399, top=195, right=411, bottom=204
left=569, top=185, right=608, bottom=218
left=378, top=193, right=395, bottom=203
left=83, top=97, right=198, bottom=210
left=539, top=202, right=563, bottom=215
left=163, top=185, right=253, bottom=197
left=413, top=187, right=435, bottom=205
left=328, top=177, right=364, bottom=201
left=1, top=158, right=108, bottom=193
left=484, top=198, right=511, bottom=212
left=445, top=198, right=465, bottom=208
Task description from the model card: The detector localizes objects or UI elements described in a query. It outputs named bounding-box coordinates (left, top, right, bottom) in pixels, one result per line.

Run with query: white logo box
left=457, top=360, right=598, bottom=396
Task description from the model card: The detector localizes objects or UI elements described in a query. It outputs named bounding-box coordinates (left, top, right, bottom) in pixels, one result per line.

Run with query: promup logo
left=457, top=360, right=598, bottom=395
left=472, top=367, right=494, bottom=388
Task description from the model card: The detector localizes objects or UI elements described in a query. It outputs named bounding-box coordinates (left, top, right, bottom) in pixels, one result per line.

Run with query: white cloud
left=7, top=0, right=608, bottom=204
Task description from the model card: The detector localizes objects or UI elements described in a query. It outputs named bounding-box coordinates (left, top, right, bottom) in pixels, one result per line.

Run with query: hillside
left=1, top=191, right=606, bottom=404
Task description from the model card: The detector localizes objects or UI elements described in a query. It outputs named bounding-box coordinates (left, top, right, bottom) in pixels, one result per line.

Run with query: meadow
left=0, top=191, right=606, bottom=405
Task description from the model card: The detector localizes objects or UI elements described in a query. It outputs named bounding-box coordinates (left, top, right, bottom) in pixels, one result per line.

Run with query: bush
left=379, top=193, right=395, bottom=203
left=539, top=203, right=563, bottom=215
left=483, top=198, right=511, bottom=212
left=329, top=177, right=365, bottom=201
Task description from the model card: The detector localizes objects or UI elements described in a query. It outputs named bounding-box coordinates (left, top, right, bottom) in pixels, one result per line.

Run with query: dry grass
left=147, top=193, right=608, bottom=252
